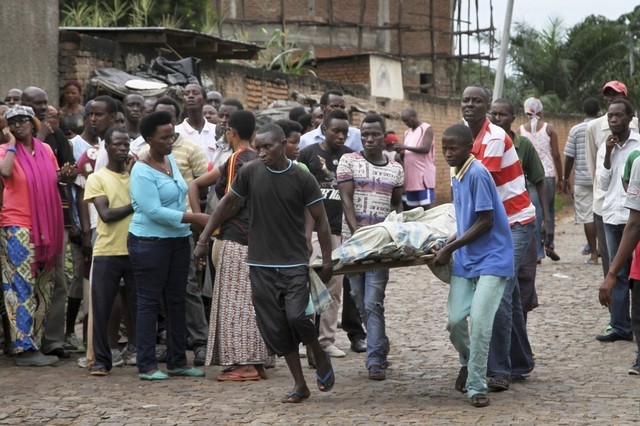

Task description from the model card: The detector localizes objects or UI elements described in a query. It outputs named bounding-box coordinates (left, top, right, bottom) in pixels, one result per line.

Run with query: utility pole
left=493, top=0, right=514, bottom=101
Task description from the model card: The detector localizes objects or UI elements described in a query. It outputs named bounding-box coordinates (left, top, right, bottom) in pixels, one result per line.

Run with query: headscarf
left=524, top=97, right=543, bottom=133
left=5, top=105, right=63, bottom=269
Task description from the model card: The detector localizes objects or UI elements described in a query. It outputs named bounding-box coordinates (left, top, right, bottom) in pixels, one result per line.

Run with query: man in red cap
left=585, top=80, right=639, bottom=341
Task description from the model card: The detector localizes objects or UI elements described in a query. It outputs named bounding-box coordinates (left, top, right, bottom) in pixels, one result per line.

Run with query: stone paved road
left=1, top=215, right=640, bottom=425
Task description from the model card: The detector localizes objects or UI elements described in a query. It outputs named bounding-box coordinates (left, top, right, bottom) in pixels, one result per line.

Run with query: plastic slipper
left=470, top=394, right=490, bottom=408
left=281, top=391, right=310, bottom=403
left=316, top=365, right=335, bottom=392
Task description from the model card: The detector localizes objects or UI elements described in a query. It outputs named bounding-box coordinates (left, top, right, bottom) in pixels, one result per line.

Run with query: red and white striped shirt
left=471, top=119, right=536, bottom=226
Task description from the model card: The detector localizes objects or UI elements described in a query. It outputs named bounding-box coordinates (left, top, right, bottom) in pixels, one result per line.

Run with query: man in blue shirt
left=299, top=90, right=363, bottom=152
left=436, top=124, right=514, bottom=408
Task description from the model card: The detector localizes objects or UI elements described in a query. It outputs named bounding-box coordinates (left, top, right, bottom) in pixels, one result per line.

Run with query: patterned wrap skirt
left=205, top=239, right=270, bottom=366
left=0, top=226, right=54, bottom=354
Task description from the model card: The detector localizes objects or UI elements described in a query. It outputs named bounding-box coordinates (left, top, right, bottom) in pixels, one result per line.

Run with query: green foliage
left=130, top=0, right=154, bottom=27
left=261, top=29, right=313, bottom=75
left=59, top=0, right=208, bottom=30
left=508, top=7, right=640, bottom=113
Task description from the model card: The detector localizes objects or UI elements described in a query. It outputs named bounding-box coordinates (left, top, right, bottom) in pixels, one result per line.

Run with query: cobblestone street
left=1, top=214, right=639, bottom=425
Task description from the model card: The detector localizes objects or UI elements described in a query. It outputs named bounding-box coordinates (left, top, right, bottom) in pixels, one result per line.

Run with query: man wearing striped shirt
left=461, top=85, right=536, bottom=391
left=563, top=98, right=600, bottom=265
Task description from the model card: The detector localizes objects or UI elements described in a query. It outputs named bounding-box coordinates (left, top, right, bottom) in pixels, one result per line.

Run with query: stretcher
left=312, top=254, right=435, bottom=275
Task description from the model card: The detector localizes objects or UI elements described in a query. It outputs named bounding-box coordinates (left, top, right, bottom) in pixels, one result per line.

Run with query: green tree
left=508, top=7, right=640, bottom=113
left=509, top=18, right=573, bottom=105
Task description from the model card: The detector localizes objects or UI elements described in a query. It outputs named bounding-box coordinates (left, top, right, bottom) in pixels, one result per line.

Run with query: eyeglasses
left=7, top=116, right=31, bottom=126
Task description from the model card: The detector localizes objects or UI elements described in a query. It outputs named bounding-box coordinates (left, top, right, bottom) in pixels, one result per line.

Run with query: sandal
left=470, top=394, right=490, bottom=408
left=316, top=363, right=335, bottom=392
left=368, top=365, right=386, bottom=381
left=455, top=366, right=467, bottom=393
left=217, top=369, right=260, bottom=381
left=281, top=390, right=310, bottom=403
left=486, top=375, right=509, bottom=391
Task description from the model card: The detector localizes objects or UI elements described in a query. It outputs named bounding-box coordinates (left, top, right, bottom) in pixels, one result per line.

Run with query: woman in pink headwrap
left=517, top=97, right=563, bottom=261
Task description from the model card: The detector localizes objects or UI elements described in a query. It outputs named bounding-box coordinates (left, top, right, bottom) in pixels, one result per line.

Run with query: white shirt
left=586, top=115, right=639, bottom=215
left=175, top=119, right=218, bottom=166
left=299, top=126, right=363, bottom=152
left=129, top=135, right=147, bottom=155
left=597, top=131, right=640, bottom=225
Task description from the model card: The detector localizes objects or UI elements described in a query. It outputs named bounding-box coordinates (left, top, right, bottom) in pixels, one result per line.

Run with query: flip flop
left=281, top=391, right=310, bottom=403
left=316, top=365, right=335, bottom=392
left=217, top=370, right=260, bottom=381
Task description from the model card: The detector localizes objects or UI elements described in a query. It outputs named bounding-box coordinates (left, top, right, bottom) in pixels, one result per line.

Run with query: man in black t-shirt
left=195, top=123, right=335, bottom=403
left=298, top=110, right=352, bottom=358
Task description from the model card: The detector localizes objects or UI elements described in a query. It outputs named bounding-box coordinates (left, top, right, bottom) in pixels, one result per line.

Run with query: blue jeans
left=448, top=275, right=505, bottom=397
left=488, top=222, right=536, bottom=378
left=528, top=177, right=556, bottom=259
left=604, top=223, right=632, bottom=336
left=128, top=235, right=191, bottom=373
left=349, top=269, right=389, bottom=369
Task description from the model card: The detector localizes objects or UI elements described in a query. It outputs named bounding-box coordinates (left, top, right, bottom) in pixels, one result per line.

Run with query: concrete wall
left=0, top=0, right=59, bottom=105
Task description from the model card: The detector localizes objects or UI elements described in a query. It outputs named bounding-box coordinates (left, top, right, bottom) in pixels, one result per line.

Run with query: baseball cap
left=385, top=133, right=399, bottom=146
left=602, top=80, right=627, bottom=96
left=4, top=105, right=36, bottom=120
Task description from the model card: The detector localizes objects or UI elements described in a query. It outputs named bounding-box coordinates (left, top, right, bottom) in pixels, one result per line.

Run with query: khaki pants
left=310, top=232, right=342, bottom=347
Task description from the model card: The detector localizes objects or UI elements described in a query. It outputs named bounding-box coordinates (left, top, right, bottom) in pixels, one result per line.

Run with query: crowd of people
left=0, top=77, right=637, bottom=408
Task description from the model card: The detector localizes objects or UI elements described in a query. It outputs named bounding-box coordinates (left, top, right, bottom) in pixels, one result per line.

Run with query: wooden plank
left=312, top=254, right=435, bottom=275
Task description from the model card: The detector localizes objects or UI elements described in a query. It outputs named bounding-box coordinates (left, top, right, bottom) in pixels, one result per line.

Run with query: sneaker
left=14, top=350, right=59, bottom=366
left=596, top=329, right=634, bottom=342
left=322, top=344, right=346, bottom=358
left=76, top=357, right=87, bottom=368
left=65, top=333, right=85, bottom=353
left=156, top=347, right=167, bottom=363
left=111, top=348, right=124, bottom=367
left=193, top=346, right=206, bottom=366
left=629, top=355, right=640, bottom=375
left=122, top=348, right=137, bottom=366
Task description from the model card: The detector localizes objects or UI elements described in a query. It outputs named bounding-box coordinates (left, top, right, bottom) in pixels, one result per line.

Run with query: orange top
left=0, top=143, right=58, bottom=229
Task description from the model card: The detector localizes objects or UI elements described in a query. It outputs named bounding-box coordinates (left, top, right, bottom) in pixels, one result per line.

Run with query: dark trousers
left=91, top=256, right=136, bottom=371
left=631, top=280, right=640, bottom=353
left=128, top=235, right=190, bottom=373
left=342, top=276, right=366, bottom=342
left=249, top=265, right=317, bottom=356
left=594, top=213, right=610, bottom=277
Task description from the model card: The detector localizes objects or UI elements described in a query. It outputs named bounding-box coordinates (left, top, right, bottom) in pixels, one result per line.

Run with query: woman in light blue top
left=128, top=110, right=208, bottom=381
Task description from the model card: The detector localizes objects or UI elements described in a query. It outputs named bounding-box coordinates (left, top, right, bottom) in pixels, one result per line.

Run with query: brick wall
left=314, top=57, right=371, bottom=86
left=59, top=31, right=123, bottom=103
left=217, top=0, right=453, bottom=97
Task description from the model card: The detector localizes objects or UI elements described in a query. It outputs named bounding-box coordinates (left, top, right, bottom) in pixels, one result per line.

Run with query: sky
left=466, top=1, right=637, bottom=73
left=479, top=0, right=635, bottom=33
